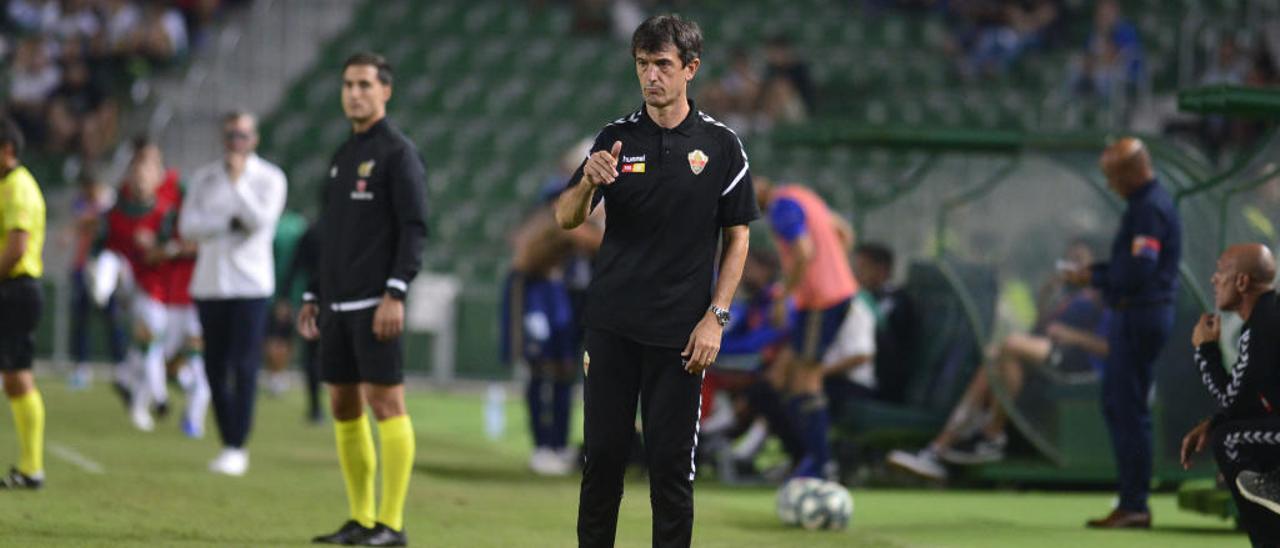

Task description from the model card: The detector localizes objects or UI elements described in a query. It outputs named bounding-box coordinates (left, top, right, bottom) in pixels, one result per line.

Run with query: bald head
left=1100, top=137, right=1155, bottom=197
left=1224, top=243, right=1277, bottom=288
left=1211, top=243, right=1277, bottom=313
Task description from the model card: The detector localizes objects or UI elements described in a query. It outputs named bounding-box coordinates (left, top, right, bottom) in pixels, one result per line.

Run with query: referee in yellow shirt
left=0, top=118, right=46, bottom=490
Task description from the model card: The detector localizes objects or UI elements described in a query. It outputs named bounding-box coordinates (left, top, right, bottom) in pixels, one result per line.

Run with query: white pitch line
left=48, top=442, right=105, bottom=474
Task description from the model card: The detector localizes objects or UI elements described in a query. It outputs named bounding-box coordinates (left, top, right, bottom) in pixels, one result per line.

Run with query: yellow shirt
left=0, top=166, right=46, bottom=279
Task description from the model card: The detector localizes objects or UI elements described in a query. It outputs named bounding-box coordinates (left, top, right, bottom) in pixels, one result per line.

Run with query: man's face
left=1065, top=244, right=1093, bottom=267
left=853, top=254, right=889, bottom=291
left=635, top=44, right=698, bottom=109
left=223, top=115, right=258, bottom=155
left=128, top=146, right=163, bottom=198
left=1210, top=255, right=1244, bottom=311
left=341, top=64, right=391, bottom=124
left=1100, top=152, right=1131, bottom=197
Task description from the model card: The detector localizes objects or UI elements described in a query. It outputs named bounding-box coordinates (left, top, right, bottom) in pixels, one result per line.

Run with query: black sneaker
left=312, top=520, right=373, bottom=545
left=0, top=467, right=43, bottom=490
left=360, top=523, right=407, bottom=546
left=1237, top=470, right=1280, bottom=516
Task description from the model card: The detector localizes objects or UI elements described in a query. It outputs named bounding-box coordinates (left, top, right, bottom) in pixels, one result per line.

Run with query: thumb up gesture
left=583, top=141, right=623, bottom=187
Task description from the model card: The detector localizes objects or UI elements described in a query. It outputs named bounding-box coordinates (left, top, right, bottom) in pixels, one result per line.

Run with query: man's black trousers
left=578, top=328, right=703, bottom=548
left=1213, top=417, right=1280, bottom=547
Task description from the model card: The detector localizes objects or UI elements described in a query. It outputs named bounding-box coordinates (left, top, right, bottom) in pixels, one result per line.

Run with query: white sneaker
left=130, top=406, right=155, bottom=432
left=529, top=448, right=571, bottom=476
left=209, top=448, right=248, bottom=477
left=887, top=448, right=948, bottom=481
left=266, top=373, right=288, bottom=397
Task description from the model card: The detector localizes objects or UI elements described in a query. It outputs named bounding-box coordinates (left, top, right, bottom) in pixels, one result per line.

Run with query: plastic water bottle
left=484, top=383, right=506, bottom=440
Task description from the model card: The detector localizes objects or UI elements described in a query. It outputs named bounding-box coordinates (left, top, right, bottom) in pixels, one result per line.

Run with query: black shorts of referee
left=0, top=277, right=42, bottom=372
left=319, top=305, right=403, bottom=385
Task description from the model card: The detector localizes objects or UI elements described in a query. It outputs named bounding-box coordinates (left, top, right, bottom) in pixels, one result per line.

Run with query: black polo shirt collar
left=353, top=117, right=389, bottom=140
left=637, top=99, right=701, bottom=137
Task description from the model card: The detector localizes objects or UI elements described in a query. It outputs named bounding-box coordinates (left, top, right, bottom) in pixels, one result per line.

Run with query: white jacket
left=180, top=153, right=287, bottom=299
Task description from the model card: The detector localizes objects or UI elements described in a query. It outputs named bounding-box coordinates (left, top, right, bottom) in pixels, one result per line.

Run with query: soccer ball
left=776, top=478, right=853, bottom=530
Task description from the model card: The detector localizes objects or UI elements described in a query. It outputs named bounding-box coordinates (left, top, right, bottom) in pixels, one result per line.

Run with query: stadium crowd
left=2, top=0, right=246, bottom=163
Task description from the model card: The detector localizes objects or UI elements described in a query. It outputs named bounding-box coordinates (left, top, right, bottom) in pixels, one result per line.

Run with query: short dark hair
left=631, top=14, right=702, bottom=66
left=855, top=242, right=895, bottom=270
left=131, top=134, right=156, bottom=151
left=343, top=52, right=393, bottom=86
left=222, top=110, right=256, bottom=126
left=0, top=117, right=25, bottom=157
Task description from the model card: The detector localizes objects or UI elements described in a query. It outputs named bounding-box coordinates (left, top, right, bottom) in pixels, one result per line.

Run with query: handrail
left=1173, top=126, right=1280, bottom=203
left=852, top=154, right=940, bottom=235
left=1217, top=163, right=1280, bottom=251
left=933, top=157, right=1021, bottom=258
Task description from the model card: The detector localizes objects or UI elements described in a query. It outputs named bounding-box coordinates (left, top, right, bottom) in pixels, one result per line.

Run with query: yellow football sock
left=9, top=390, right=44, bottom=477
left=334, top=415, right=376, bottom=528
left=377, top=415, right=415, bottom=531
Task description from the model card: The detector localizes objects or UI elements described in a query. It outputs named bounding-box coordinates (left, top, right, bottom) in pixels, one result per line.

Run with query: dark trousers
left=578, top=328, right=703, bottom=548
left=196, top=298, right=269, bottom=448
left=1101, top=305, right=1172, bottom=513
left=1212, top=418, right=1280, bottom=547
left=69, top=269, right=127, bottom=364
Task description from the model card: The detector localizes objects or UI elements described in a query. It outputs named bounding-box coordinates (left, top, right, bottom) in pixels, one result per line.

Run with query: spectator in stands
left=97, top=0, right=143, bottom=57
left=1066, top=0, right=1142, bottom=102
left=887, top=240, right=1110, bottom=481
left=53, top=0, right=103, bottom=47
left=757, top=35, right=813, bottom=129
left=960, top=0, right=1062, bottom=77
left=67, top=169, right=127, bottom=389
left=45, top=59, right=117, bottom=162
left=125, top=0, right=189, bottom=62
left=699, top=47, right=762, bottom=132
left=6, top=37, right=61, bottom=148
left=6, top=0, right=59, bottom=33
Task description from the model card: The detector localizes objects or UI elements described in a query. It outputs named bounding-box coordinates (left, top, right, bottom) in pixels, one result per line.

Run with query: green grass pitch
left=0, top=376, right=1241, bottom=546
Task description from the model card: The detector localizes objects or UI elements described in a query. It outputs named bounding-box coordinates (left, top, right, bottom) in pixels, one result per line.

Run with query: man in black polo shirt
left=297, top=52, right=427, bottom=547
left=555, top=15, right=758, bottom=548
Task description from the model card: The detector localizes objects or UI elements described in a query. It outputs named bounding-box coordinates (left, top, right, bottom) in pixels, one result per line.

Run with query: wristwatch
left=709, top=305, right=731, bottom=327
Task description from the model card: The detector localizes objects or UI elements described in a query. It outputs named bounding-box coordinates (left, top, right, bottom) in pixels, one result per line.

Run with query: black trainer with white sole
left=1237, top=470, right=1280, bottom=516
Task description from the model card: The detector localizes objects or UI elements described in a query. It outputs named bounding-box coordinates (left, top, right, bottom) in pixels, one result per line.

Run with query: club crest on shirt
left=351, top=179, right=373, bottom=201
left=357, top=159, right=376, bottom=178
left=688, top=149, right=708, bottom=175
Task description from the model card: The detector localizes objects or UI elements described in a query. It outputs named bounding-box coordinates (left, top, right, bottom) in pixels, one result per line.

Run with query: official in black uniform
left=297, top=53, right=427, bottom=547
left=1181, top=243, right=1280, bottom=546
left=555, top=15, right=758, bottom=548
left=1067, top=137, right=1181, bottom=529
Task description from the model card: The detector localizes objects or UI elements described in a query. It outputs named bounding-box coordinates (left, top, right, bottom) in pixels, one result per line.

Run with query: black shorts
left=319, top=307, right=403, bottom=385
left=0, top=277, right=43, bottom=372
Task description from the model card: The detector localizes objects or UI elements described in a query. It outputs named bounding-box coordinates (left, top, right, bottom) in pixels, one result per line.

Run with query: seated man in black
left=1182, top=243, right=1280, bottom=547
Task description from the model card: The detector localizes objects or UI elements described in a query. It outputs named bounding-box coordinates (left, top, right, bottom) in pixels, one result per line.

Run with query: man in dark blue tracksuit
left=1068, top=137, right=1181, bottom=529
